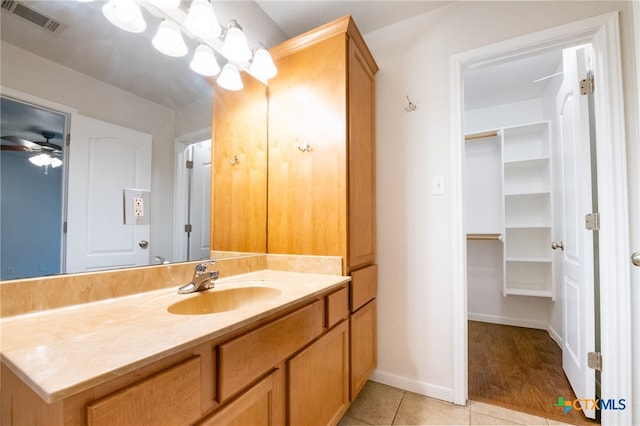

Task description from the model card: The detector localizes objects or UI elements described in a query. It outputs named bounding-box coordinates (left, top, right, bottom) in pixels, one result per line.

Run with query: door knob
left=632, top=251, right=640, bottom=267
left=139, top=240, right=149, bottom=249
left=551, top=241, right=564, bottom=251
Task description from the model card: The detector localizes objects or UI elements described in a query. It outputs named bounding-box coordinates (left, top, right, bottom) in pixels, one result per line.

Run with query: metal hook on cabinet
left=298, top=141, right=311, bottom=152
left=230, top=155, right=240, bottom=165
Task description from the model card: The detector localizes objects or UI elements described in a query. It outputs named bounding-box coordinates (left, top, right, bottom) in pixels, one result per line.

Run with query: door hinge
left=585, top=212, right=600, bottom=231
left=184, top=224, right=192, bottom=233
left=63, top=221, right=67, bottom=233
left=580, top=75, right=595, bottom=95
left=186, top=160, right=193, bottom=169
left=587, top=351, right=602, bottom=371
left=66, top=134, right=71, bottom=146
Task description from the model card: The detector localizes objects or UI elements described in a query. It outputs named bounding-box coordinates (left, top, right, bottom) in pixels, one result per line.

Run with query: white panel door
left=66, top=114, right=152, bottom=273
left=556, top=46, right=596, bottom=419
left=188, top=140, right=211, bottom=260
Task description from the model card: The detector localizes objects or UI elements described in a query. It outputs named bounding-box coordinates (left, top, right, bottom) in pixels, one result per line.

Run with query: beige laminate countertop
left=0, top=270, right=350, bottom=404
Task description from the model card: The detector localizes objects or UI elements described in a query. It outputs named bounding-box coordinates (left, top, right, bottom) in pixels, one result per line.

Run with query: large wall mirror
left=0, top=1, right=285, bottom=280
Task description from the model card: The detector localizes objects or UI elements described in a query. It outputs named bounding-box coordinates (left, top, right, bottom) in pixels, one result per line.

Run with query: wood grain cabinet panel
left=326, top=285, right=349, bottom=329
left=198, top=369, right=284, bottom=426
left=350, top=299, right=377, bottom=399
left=86, top=357, right=202, bottom=426
left=217, top=300, right=323, bottom=402
left=289, top=320, right=350, bottom=426
left=350, top=264, right=377, bottom=312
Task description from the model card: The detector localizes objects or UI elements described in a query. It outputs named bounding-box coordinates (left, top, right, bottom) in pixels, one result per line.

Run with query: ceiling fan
left=1, top=131, right=63, bottom=173
left=1, top=130, right=63, bottom=154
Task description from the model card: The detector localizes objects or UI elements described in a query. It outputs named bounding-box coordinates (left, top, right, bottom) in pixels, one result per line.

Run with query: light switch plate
left=432, top=175, right=445, bottom=195
left=123, top=188, right=150, bottom=225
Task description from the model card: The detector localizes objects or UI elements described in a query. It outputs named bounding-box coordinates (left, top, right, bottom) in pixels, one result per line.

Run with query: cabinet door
left=267, top=34, right=347, bottom=259
left=212, top=76, right=267, bottom=253
left=289, top=320, right=349, bottom=426
left=350, top=299, right=377, bottom=399
left=198, top=369, right=284, bottom=426
left=348, top=38, right=377, bottom=270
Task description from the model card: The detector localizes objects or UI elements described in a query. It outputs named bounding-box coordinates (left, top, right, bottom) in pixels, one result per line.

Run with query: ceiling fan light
left=50, top=157, right=63, bottom=168
left=221, top=20, right=251, bottom=63
left=190, top=44, right=221, bottom=76
left=250, top=44, right=277, bottom=80
left=29, top=153, right=52, bottom=167
left=102, top=0, right=146, bottom=33
left=217, top=63, right=243, bottom=91
left=152, top=20, right=188, bottom=57
left=146, top=0, right=180, bottom=9
left=185, top=0, right=221, bottom=40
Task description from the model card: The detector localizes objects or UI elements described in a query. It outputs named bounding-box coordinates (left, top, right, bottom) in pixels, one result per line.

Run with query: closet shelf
left=464, top=130, right=499, bottom=141
left=505, top=257, right=552, bottom=263
left=504, top=191, right=551, bottom=197
left=504, top=288, right=553, bottom=298
left=503, top=157, right=550, bottom=165
left=467, top=233, right=503, bottom=241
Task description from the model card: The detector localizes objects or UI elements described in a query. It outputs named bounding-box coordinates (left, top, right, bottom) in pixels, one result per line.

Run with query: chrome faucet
left=177, top=260, right=219, bottom=294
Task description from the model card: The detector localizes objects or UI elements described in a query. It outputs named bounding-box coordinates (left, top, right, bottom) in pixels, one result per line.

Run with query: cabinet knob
left=551, top=241, right=564, bottom=251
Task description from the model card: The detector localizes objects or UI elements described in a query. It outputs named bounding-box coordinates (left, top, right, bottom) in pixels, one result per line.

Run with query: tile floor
left=339, top=381, right=576, bottom=426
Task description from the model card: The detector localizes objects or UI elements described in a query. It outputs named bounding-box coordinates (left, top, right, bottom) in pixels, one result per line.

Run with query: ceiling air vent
left=1, top=1, right=62, bottom=33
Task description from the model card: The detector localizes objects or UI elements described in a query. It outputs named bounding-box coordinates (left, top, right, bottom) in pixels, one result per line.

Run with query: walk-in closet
left=463, top=44, right=599, bottom=425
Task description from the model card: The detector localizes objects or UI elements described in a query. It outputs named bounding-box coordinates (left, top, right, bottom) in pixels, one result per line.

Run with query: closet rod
left=466, top=233, right=502, bottom=241
left=464, top=130, right=499, bottom=141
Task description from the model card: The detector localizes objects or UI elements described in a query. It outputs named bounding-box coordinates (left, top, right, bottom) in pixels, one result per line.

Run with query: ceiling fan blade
left=0, top=145, right=29, bottom=152
left=1, top=135, right=41, bottom=150
left=40, top=141, right=63, bottom=151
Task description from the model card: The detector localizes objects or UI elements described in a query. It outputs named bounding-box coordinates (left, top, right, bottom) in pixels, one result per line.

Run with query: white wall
left=1, top=41, right=177, bottom=263
left=365, top=0, right=639, bottom=402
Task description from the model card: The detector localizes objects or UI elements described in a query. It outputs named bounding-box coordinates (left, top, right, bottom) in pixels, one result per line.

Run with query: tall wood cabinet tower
left=212, top=15, right=378, bottom=405
left=268, top=16, right=378, bottom=401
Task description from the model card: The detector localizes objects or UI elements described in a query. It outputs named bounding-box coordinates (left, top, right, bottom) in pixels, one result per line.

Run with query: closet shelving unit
left=465, top=121, right=553, bottom=299
left=501, top=121, right=553, bottom=298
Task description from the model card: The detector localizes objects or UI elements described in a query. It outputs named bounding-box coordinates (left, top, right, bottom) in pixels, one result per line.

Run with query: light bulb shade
left=221, top=21, right=251, bottom=62
left=29, top=153, right=52, bottom=167
left=185, top=0, right=221, bottom=40
left=146, top=0, right=180, bottom=9
left=250, top=45, right=277, bottom=80
left=152, top=20, right=188, bottom=57
left=102, top=0, right=146, bottom=33
left=217, top=63, right=243, bottom=91
left=50, top=157, right=63, bottom=168
left=190, top=44, right=221, bottom=76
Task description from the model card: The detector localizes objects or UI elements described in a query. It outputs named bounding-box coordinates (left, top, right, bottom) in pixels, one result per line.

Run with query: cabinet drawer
left=350, top=264, right=377, bottom=312
left=217, top=300, right=324, bottom=401
left=87, top=356, right=201, bottom=426
left=326, top=286, right=349, bottom=328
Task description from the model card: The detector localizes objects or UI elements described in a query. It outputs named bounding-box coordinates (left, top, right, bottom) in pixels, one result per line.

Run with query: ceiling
left=1, top=0, right=562, bottom=129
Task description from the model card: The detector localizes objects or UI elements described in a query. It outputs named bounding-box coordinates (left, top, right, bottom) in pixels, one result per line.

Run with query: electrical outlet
left=133, top=197, right=144, bottom=217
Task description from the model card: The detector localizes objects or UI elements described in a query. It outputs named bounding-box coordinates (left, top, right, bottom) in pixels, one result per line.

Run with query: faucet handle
left=193, top=260, right=216, bottom=277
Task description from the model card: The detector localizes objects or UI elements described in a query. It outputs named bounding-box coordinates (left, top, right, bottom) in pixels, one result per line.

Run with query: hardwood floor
left=468, top=321, right=600, bottom=425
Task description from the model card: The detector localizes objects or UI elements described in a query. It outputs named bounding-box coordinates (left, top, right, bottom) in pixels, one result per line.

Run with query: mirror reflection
left=0, top=0, right=278, bottom=280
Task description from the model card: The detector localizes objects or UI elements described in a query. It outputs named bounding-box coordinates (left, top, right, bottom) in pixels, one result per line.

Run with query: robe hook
left=405, top=96, right=417, bottom=112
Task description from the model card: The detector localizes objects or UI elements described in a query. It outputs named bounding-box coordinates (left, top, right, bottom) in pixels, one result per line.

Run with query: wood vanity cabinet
left=1, top=285, right=350, bottom=426
left=267, top=16, right=378, bottom=274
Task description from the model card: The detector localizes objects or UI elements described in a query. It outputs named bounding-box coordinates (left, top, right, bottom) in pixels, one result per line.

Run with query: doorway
left=173, top=133, right=211, bottom=263
left=450, top=12, right=631, bottom=426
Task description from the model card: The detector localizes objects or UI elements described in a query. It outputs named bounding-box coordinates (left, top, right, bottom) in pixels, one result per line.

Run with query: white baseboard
left=467, top=313, right=547, bottom=330
left=369, top=370, right=456, bottom=404
left=547, top=324, right=563, bottom=347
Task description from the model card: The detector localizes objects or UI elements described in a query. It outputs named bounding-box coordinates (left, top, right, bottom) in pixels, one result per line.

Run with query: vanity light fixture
left=87, top=0, right=278, bottom=89
left=217, top=63, right=243, bottom=91
left=102, top=0, right=146, bottom=33
left=146, top=0, right=180, bottom=9
left=250, top=43, right=278, bottom=80
left=190, top=44, right=221, bottom=76
left=152, top=19, right=188, bottom=57
left=185, top=0, right=221, bottom=40
left=221, top=20, right=252, bottom=63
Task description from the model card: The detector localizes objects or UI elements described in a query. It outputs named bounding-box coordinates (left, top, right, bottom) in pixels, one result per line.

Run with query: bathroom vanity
left=0, top=267, right=372, bottom=425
